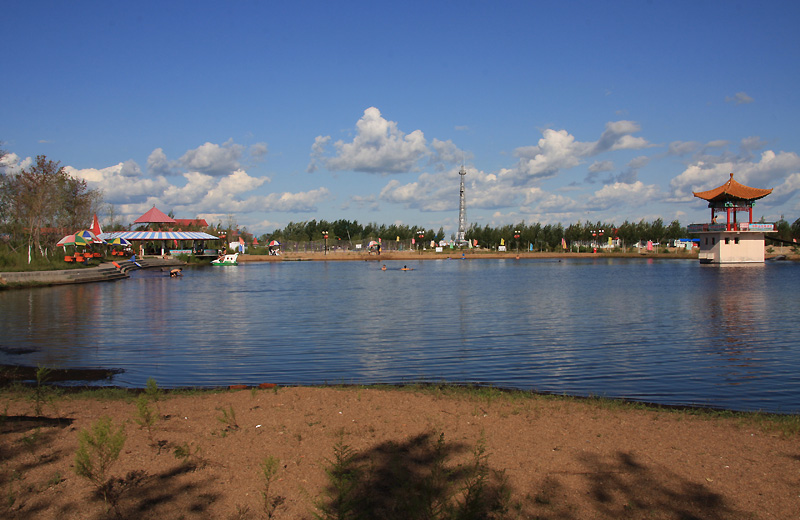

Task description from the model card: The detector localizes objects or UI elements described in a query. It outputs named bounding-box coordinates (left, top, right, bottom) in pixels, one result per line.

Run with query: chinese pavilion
left=688, top=173, right=774, bottom=264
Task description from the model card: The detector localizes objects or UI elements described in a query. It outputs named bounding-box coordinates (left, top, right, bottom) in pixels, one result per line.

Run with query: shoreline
left=0, top=257, right=184, bottom=289
left=2, top=250, right=796, bottom=288
left=2, top=362, right=797, bottom=416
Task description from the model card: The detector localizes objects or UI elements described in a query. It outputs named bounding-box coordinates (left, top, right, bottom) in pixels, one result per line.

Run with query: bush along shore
left=1, top=380, right=798, bottom=519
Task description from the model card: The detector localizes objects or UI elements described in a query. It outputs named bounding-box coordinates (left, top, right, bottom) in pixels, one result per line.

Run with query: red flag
left=91, top=214, right=103, bottom=235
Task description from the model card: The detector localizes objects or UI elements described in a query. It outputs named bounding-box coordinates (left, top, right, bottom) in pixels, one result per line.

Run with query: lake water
left=1, top=257, right=798, bottom=413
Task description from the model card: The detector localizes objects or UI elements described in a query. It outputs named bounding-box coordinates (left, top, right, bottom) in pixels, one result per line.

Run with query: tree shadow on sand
left=314, top=437, right=753, bottom=520
left=527, top=450, right=749, bottom=520
left=313, top=430, right=511, bottom=520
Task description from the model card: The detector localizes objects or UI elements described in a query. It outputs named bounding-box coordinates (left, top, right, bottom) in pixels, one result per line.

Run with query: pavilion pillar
left=749, top=205, right=753, bottom=224
left=727, top=207, right=732, bottom=231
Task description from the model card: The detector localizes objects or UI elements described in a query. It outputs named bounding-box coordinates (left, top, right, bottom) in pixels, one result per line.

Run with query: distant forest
left=261, top=217, right=799, bottom=250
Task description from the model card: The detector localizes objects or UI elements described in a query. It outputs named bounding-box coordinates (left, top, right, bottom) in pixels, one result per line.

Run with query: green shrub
left=74, top=416, right=126, bottom=504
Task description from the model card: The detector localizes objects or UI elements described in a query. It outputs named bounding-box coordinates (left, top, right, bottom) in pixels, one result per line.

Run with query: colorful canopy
left=133, top=206, right=177, bottom=224
left=75, top=229, right=106, bottom=244
left=107, top=237, right=131, bottom=247
left=56, top=233, right=90, bottom=247
left=268, top=240, right=280, bottom=247
left=99, top=231, right=218, bottom=241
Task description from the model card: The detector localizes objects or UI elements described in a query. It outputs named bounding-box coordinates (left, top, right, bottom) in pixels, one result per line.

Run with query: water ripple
left=1, top=258, right=799, bottom=412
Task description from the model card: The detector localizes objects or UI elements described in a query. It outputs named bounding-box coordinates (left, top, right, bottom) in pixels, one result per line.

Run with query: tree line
left=0, top=152, right=101, bottom=257
left=266, top=216, right=799, bottom=250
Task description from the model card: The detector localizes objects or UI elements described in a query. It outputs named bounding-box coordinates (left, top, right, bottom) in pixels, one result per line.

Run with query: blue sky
left=3, top=1, right=800, bottom=237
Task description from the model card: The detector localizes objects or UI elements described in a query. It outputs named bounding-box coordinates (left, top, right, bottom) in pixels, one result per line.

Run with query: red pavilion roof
left=133, top=206, right=177, bottom=224
left=692, top=173, right=772, bottom=202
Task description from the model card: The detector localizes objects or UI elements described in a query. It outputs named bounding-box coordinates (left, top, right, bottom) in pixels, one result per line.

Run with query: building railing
left=687, top=222, right=775, bottom=233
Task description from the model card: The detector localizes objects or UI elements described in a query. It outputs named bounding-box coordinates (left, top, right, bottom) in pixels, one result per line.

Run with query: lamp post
left=514, top=230, right=521, bottom=253
left=417, top=230, right=425, bottom=254
left=322, top=230, right=328, bottom=255
left=590, top=229, right=604, bottom=253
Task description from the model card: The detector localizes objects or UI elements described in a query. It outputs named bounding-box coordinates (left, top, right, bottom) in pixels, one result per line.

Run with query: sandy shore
left=1, top=385, right=797, bottom=519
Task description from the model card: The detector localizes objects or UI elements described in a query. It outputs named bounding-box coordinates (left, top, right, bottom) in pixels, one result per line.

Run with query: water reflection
left=1, top=258, right=799, bottom=412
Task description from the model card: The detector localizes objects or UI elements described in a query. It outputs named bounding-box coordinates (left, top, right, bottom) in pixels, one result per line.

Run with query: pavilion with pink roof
left=99, top=206, right=219, bottom=258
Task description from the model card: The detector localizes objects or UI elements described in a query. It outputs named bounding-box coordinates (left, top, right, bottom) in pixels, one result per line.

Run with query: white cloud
left=588, top=121, right=651, bottom=155
left=343, top=194, right=379, bottom=211
left=0, top=152, right=32, bottom=175
left=766, top=173, right=800, bottom=207
left=429, top=138, right=468, bottom=170
left=66, top=162, right=170, bottom=204
left=589, top=160, right=614, bottom=173
left=309, top=107, right=429, bottom=174
left=184, top=169, right=270, bottom=213
left=503, top=129, right=584, bottom=183
left=469, top=186, right=516, bottom=210
left=162, top=172, right=217, bottom=205
left=587, top=181, right=660, bottom=211
left=378, top=166, right=509, bottom=212
left=147, top=148, right=175, bottom=176
left=669, top=146, right=800, bottom=200
left=726, top=92, right=754, bottom=105
left=262, top=187, right=331, bottom=212
left=522, top=187, right=579, bottom=212
left=179, top=139, right=245, bottom=176
left=250, top=142, right=269, bottom=160
left=501, top=121, right=652, bottom=185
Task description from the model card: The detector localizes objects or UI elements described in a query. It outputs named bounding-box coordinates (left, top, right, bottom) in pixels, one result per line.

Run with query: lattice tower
left=457, top=165, right=467, bottom=245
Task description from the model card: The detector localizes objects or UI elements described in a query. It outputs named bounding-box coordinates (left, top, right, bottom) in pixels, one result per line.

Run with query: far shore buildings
left=688, top=173, right=774, bottom=264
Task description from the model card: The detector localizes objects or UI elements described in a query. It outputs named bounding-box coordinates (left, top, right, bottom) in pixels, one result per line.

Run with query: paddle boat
left=212, top=252, right=239, bottom=266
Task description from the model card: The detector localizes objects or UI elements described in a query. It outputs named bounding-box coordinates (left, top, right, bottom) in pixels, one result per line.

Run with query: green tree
left=4, top=155, right=100, bottom=256
left=773, top=218, right=792, bottom=241
left=791, top=217, right=800, bottom=239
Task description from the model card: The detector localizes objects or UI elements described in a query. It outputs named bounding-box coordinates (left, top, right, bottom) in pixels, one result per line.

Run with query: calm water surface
left=1, top=258, right=798, bottom=413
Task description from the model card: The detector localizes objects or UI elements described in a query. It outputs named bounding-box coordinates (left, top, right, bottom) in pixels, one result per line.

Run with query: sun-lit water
left=1, top=257, right=799, bottom=413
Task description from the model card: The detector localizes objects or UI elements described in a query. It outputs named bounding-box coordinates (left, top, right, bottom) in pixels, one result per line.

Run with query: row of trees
left=268, top=219, right=445, bottom=246
left=267, top=218, right=691, bottom=250
left=0, top=152, right=102, bottom=257
left=266, top=217, right=799, bottom=251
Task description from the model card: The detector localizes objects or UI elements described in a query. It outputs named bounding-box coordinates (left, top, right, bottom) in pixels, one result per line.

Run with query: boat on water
left=212, top=253, right=239, bottom=266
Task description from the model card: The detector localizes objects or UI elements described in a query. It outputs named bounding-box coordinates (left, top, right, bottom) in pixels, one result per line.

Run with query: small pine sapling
left=259, top=456, right=285, bottom=518
left=74, top=416, right=126, bottom=506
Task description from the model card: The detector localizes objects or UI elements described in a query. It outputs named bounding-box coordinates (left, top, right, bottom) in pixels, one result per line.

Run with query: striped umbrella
left=107, top=237, right=131, bottom=247
left=75, top=229, right=106, bottom=244
left=56, top=233, right=90, bottom=247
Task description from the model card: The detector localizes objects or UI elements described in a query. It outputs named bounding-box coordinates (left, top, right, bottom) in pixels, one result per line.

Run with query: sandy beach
left=1, top=384, right=797, bottom=519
